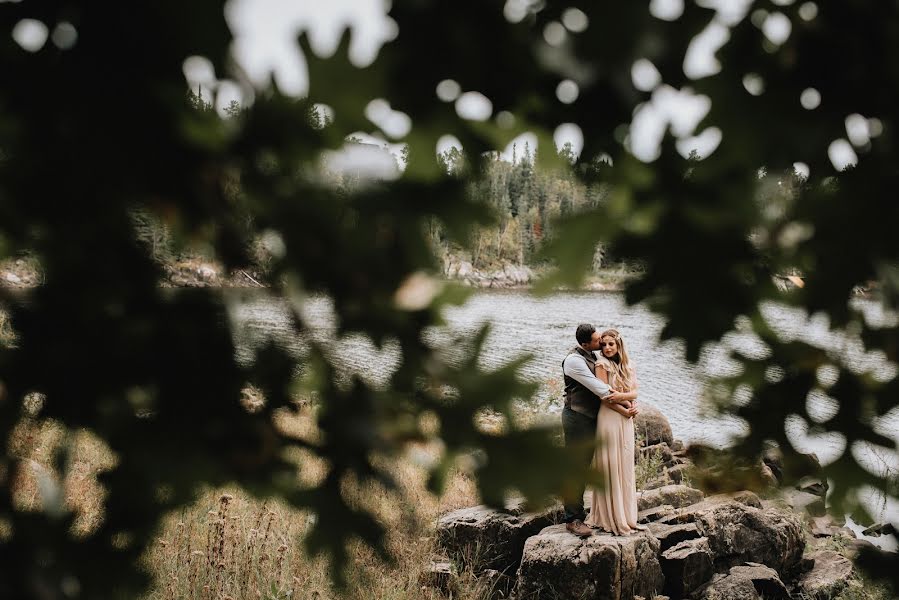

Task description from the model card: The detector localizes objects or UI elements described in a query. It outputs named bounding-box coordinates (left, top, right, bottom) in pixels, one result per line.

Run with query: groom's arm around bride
left=559, top=323, right=630, bottom=535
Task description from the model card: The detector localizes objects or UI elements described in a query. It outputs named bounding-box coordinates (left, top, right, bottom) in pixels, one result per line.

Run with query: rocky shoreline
left=443, top=258, right=628, bottom=291
left=0, top=256, right=268, bottom=290
left=0, top=256, right=627, bottom=291
left=428, top=404, right=892, bottom=600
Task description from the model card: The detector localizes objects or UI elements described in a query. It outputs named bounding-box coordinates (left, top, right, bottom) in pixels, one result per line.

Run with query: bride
left=585, top=328, right=645, bottom=535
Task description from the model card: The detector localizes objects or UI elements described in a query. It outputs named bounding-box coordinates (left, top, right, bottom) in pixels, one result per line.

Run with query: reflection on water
left=226, top=288, right=899, bottom=526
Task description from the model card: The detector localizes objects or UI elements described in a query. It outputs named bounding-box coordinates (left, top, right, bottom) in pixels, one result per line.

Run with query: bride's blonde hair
left=600, top=329, right=637, bottom=392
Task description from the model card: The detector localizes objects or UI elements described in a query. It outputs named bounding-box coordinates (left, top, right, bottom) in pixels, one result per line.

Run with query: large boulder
left=647, top=521, right=701, bottom=552
left=634, top=402, right=674, bottom=447
left=436, top=501, right=563, bottom=573
left=798, top=550, right=853, bottom=599
left=656, top=492, right=762, bottom=527
left=514, top=525, right=664, bottom=600
left=660, top=537, right=714, bottom=598
left=638, top=484, right=704, bottom=511
left=638, top=504, right=676, bottom=524
left=693, top=500, right=805, bottom=575
left=696, top=563, right=789, bottom=600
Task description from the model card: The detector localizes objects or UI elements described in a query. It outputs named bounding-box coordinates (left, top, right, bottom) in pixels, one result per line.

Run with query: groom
left=561, top=323, right=631, bottom=537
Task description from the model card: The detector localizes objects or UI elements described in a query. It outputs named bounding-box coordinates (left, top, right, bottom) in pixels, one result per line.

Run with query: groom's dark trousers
left=561, top=406, right=597, bottom=522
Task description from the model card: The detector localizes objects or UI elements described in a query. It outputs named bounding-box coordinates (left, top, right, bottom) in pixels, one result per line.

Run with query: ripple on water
left=228, top=289, right=899, bottom=522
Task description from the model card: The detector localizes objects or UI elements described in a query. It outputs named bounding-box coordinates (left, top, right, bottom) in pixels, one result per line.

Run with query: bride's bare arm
left=609, top=403, right=632, bottom=417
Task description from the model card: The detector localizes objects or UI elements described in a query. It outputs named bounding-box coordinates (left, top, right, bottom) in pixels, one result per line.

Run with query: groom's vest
left=563, top=346, right=601, bottom=419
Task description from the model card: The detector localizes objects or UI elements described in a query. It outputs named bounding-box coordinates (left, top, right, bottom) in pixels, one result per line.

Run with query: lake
left=227, top=288, right=899, bottom=530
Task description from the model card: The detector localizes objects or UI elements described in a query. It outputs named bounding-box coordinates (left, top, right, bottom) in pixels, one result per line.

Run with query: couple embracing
left=561, top=323, right=645, bottom=537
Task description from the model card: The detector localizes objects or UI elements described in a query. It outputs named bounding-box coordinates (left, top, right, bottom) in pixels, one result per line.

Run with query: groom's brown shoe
left=565, top=519, right=592, bottom=537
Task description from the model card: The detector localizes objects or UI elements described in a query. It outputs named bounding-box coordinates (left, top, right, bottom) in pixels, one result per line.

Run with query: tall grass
left=10, top=400, right=493, bottom=600
left=0, top=307, right=15, bottom=347
left=635, top=434, right=667, bottom=490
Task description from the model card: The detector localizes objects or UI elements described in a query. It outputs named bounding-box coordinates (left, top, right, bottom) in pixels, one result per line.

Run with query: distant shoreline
left=0, top=255, right=637, bottom=292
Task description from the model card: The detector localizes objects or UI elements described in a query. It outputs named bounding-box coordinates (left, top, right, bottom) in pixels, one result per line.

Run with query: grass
left=635, top=434, right=667, bottom=491
left=799, top=527, right=895, bottom=600
left=0, top=307, right=15, bottom=347
left=821, top=532, right=850, bottom=554
left=828, top=572, right=893, bottom=600
left=8, top=396, right=507, bottom=600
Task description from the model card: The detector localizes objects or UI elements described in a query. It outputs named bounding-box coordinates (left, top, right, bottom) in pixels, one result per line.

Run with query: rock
left=693, top=500, right=805, bottom=575
left=638, top=485, right=704, bottom=511
left=501, top=263, right=532, bottom=285
left=762, top=446, right=784, bottom=482
left=810, top=516, right=838, bottom=538
left=660, top=537, right=714, bottom=598
left=797, top=476, right=828, bottom=498
left=760, top=463, right=779, bottom=488
left=641, top=474, right=671, bottom=491
left=457, top=261, right=474, bottom=279
left=420, top=557, right=455, bottom=593
left=696, top=572, right=759, bottom=600
left=671, top=439, right=685, bottom=452
left=634, top=402, right=674, bottom=447
left=810, top=515, right=854, bottom=539
left=798, top=550, right=853, bottom=599
left=436, top=501, right=563, bottom=573
left=763, top=446, right=823, bottom=485
left=798, top=554, right=816, bottom=573
left=861, top=522, right=896, bottom=537
left=477, top=568, right=513, bottom=599
left=515, top=525, right=664, bottom=600
left=638, top=504, right=675, bottom=524
left=2, top=272, right=21, bottom=284
left=197, top=264, right=218, bottom=281
left=784, top=489, right=826, bottom=517
left=647, top=521, right=701, bottom=552
left=729, top=490, right=763, bottom=509
left=658, top=492, right=762, bottom=526
left=847, top=538, right=878, bottom=558
left=697, top=563, right=789, bottom=600
left=638, top=443, right=673, bottom=464
left=728, top=564, right=790, bottom=599
left=667, top=464, right=692, bottom=485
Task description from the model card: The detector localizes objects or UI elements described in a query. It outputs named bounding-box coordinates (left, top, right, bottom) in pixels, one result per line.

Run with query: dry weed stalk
left=15, top=400, right=499, bottom=600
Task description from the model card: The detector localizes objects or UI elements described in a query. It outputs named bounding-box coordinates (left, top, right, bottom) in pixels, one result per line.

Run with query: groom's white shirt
left=562, top=353, right=612, bottom=398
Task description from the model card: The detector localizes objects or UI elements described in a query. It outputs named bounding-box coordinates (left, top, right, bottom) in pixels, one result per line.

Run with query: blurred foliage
left=2, top=0, right=899, bottom=597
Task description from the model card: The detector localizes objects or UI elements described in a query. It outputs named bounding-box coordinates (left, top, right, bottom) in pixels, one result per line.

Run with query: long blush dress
left=584, top=356, right=642, bottom=535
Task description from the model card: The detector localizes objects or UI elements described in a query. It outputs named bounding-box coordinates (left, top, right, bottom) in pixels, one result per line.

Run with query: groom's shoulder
left=562, top=349, right=592, bottom=368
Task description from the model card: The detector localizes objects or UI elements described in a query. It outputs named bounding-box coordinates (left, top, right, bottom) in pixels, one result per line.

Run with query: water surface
left=228, top=288, right=899, bottom=529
